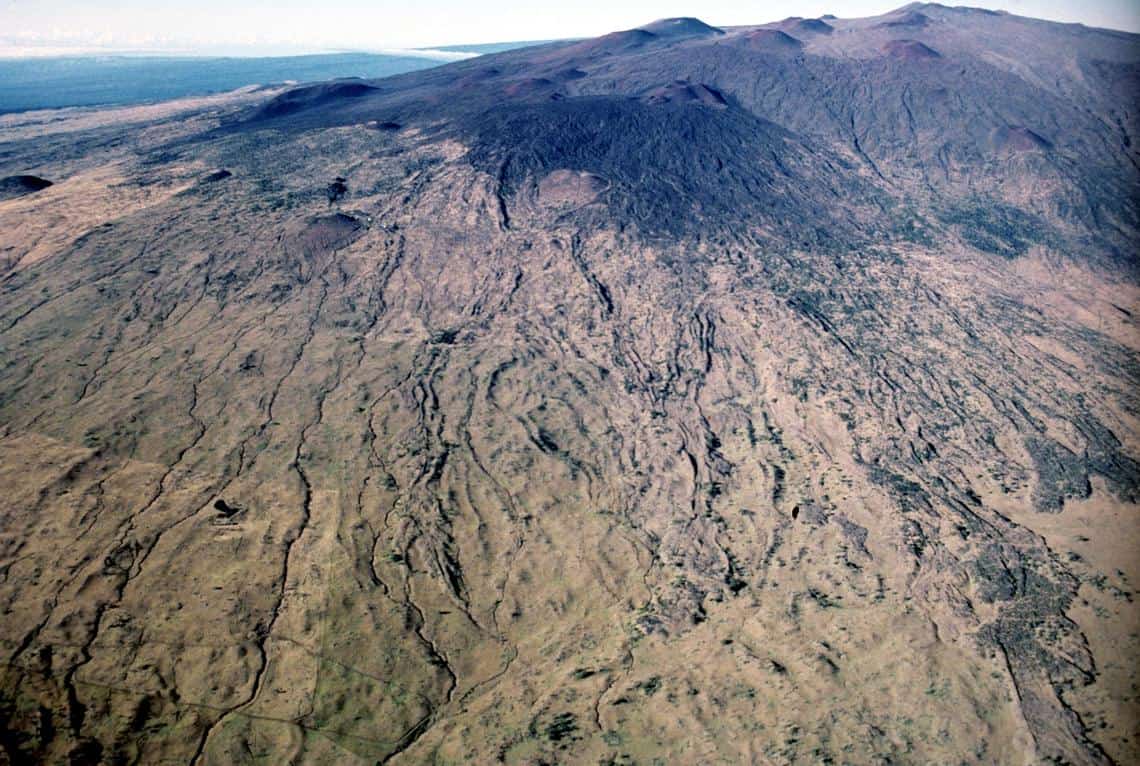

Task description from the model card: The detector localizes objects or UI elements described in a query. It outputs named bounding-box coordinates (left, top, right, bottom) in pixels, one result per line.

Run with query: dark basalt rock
left=0, top=175, right=53, bottom=201
left=326, top=177, right=348, bottom=203
left=213, top=499, right=241, bottom=517
left=459, top=95, right=870, bottom=242
left=294, top=212, right=363, bottom=255
left=990, top=125, right=1053, bottom=153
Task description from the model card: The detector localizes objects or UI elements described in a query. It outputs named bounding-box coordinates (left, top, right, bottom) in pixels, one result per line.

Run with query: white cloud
left=368, top=47, right=479, bottom=61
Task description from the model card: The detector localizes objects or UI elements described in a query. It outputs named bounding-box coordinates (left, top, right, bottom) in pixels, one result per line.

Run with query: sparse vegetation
left=0, top=6, right=1136, bottom=766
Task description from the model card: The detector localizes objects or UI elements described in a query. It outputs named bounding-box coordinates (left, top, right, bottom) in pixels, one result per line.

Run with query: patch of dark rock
left=1027, top=436, right=1091, bottom=513
left=238, top=351, right=260, bottom=372
left=297, top=212, right=363, bottom=254
left=534, top=427, right=560, bottom=454
left=326, top=177, right=348, bottom=203
left=990, top=126, right=1053, bottom=153
left=545, top=712, right=578, bottom=743
left=793, top=501, right=828, bottom=526
left=1080, top=416, right=1140, bottom=504
left=902, top=519, right=928, bottom=558
left=818, top=654, right=841, bottom=674
left=203, top=169, right=232, bottom=183
left=0, top=175, right=53, bottom=201
left=769, top=659, right=789, bottom=675
left=37, top=705, right=55, bottom=748
left=635, top=613, right=666, bottom=635
left=938, top=200, right=1050, bottom=259
left=727, top=574, right=747, bottom=594
left=372, top=121, right=402, bottom=131
left=636, top=676, right=662, bottom=696
left=465, top=95, right=863, bottom=241
left=213, top=499, right=241, bottom=517
left=834, top=515, right=870, bottom=556
left=975, top=564, right=1104, bottom=761
left=0, top=706, right=35, bottom=763
left=807, top=587, right=840, bottom=608
left=253, top=80, right=381, bottom=121
left=430, top=328, right=459, bottom=345
left=103, top=542, right=137, bottom=575
left=970, top=546, right=1017, bottom=603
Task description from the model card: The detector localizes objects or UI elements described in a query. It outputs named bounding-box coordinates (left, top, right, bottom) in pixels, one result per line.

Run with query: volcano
left=0, top=4, right=1138, bottom=764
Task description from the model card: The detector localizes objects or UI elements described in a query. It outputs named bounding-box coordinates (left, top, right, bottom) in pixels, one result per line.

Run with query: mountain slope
left=0, top=6, right=1138, bottom=765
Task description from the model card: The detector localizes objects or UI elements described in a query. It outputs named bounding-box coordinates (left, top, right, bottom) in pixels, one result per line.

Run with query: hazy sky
left=2, top=0, right=1137, bottom=56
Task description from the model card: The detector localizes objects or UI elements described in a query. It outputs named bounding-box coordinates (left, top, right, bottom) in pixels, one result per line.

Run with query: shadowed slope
left=0, top=174, right=52, bottom=201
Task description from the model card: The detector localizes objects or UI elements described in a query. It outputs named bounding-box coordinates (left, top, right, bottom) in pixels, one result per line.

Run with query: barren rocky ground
left=1, top=4, right=1138, bottom=764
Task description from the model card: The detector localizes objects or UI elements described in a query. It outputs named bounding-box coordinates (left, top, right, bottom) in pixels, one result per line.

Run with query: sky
left=1, top=0, right=1137, bottom=57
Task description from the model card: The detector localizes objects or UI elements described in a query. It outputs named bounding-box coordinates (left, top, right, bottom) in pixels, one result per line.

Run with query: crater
left=638, top=17, right=725, bottom=39
left=739, top=29, right=804, bottom=51
left=254, top=80, right=381, bottom=120
left=642, top=81, right=728, bottom=108
left=295, top=212, right=364, bottom=254
left=881, top=39, right=941, bottom=59
left=537, top=169, right=608, bottom=207
left=787, top=18, right=834, bottom=35
left=990, top=126, right=1053, bottom=153
left=503, top=78, right=563, bottom=99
